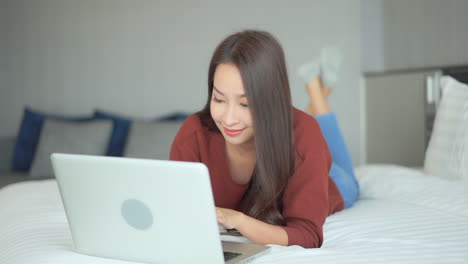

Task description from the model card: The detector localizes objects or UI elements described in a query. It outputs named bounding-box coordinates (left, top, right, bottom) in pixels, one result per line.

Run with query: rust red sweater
left=169, top=107, right=344, bottom=248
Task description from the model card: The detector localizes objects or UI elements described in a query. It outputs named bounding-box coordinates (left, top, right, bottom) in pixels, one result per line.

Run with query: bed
left=1, top=165, right=467, bottom=263
left=1, top=68, right=467, bottom=263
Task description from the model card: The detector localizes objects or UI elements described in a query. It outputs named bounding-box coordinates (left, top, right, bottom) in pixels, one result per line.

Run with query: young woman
left=170, top=30, right=359, bottom=248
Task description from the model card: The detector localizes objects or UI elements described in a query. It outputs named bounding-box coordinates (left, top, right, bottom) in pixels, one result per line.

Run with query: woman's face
left=211, top=63, right=254, bottom=147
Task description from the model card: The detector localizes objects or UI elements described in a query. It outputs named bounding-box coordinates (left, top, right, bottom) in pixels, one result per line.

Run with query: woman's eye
left=212, top=97, right=223, bottom=103
left=240, top=103, right=249, bottom=108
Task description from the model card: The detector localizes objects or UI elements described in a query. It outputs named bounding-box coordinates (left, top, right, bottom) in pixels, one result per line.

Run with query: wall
left=362, top=0, right=468, bottom=72
left=361, top=0, right=385, bottom=72
left=1, top=0, right=362, bottom=164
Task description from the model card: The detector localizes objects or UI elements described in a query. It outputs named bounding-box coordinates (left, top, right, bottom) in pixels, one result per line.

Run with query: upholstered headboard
left=442, top=65, right=468, bottom=84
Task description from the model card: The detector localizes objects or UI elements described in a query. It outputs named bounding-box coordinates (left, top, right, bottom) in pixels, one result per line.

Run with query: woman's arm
left=216, top=207, right=288, bottom=246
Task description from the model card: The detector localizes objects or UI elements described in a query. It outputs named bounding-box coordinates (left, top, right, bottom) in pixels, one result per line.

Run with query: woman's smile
left=223, top=127, right=245, bottom=136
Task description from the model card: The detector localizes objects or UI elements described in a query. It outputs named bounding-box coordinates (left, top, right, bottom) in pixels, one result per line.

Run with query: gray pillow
left=124, top=121, right=183, bottom=160
left=29, top=119, right=113, bottom=179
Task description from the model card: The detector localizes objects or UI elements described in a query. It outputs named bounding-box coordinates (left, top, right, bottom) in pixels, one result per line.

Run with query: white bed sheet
left=0, top=165, right=467, bottom=264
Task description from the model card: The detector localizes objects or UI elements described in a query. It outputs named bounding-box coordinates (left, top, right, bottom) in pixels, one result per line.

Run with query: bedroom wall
left=0, top=2, right=5, bottom=102
left=1, top=0, right=363, bottom=164
left=362, top=0, right=468, bottom=72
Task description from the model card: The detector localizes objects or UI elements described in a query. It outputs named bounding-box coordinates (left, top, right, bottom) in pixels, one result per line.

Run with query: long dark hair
left=197, top=30, right=295, bottom=226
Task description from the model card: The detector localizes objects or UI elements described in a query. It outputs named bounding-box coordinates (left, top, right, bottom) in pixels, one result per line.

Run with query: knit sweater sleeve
left=280, top=112, right=332, bottom=248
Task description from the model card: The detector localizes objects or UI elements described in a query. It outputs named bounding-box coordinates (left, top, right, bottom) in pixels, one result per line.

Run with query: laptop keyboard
left=223, top=251, right=241, bottom=261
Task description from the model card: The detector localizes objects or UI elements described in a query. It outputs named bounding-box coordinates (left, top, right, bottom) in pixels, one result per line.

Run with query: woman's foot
left=322, top=87, right=332, bottom=98
left=305, top=76, right=332, bottom=116
left=298, top=46, right=343, bottom=90
left=307, top=76, right=332, bottom=98
left=320, top=46, right=343, bottom=89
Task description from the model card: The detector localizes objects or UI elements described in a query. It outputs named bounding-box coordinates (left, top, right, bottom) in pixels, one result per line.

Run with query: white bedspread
left=1, top=165, right=467, bottom=264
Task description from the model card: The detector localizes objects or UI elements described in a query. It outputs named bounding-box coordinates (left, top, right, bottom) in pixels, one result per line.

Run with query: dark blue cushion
left=11, top=108, right=94, bottom=172
left=94, top=111, right=131, bottom=157
left=156, top=112, right=190, bottom=121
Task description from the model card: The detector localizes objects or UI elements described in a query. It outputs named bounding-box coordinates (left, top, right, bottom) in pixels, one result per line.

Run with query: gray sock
left=320, top=46, right=343, bottom=88
left=298, top=46, right=343, bottom=88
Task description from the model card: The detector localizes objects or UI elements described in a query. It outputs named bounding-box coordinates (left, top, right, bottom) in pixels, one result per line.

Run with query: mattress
left=0, top=164, right=467, bottom=264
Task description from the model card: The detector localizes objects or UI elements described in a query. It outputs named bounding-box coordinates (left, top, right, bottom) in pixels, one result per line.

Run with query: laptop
left=51, top=153, right=270, bottom=264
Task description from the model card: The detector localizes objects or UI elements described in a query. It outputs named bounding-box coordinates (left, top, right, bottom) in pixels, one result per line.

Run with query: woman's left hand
left=216, top=207, right=245, bottom=230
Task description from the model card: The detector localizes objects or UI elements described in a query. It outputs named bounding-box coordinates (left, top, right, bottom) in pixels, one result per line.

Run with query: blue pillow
left=156, top=112, right=190, bottom=121
left=11, top=108, right=94, bottom=172
left=94, top=111, right=131, bottom=157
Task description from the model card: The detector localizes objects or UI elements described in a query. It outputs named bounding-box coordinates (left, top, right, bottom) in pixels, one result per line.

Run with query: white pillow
left=424, top=76, right=468, bottom=183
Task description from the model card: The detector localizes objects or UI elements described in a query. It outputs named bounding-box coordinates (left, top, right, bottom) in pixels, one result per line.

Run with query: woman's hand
left=215, top=207, right=289, bottom=246
left=216, top=207, right=245, bottom=230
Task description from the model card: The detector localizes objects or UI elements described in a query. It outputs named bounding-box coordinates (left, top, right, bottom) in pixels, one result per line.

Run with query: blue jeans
left=315, top=113, right=359, bottom=209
